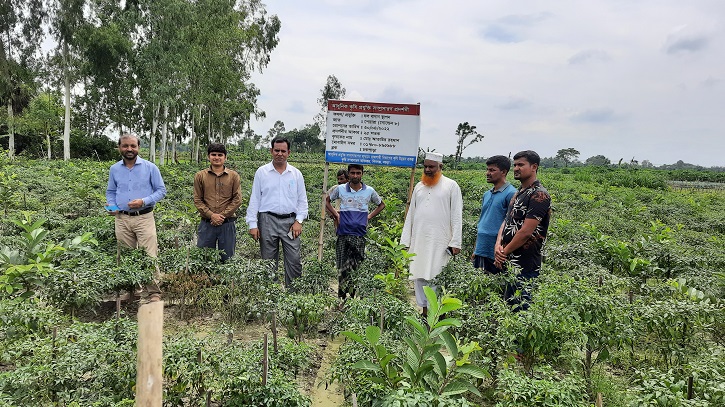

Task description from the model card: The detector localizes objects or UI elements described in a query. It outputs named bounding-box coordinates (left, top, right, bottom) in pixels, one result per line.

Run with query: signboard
left=325, top=100, right=420, bottom=167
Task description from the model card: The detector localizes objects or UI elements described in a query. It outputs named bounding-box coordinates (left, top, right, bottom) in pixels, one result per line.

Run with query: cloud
left=481, top=25, right=521, bottom=43
left=498, top=12, right=551, bottom=26
left=568, top=49, right=610, bottom=65
left=665, top=36, right=709, bottom=54
left=570, top=108, right=618, bottom=124
left=496, top=97, right=532, bottom=111
left=664, top=27, right=710, bottom=54
left=377, top=86, right=416, bottom=104
left=480, top=12, right=551, bottom=43
left=701, top=76, right=719, bottom=88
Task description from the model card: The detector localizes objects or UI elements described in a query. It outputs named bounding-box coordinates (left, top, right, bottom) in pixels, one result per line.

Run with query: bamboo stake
left=403, top=166, right=416, bottom=218
left=262, top=333, right=269, bottom=386
left=136, top=301, right=164, bottom=406
left=379, top=305, right=384, bottom=332
left=271, top=311, right=278, bottom=355
left=317, top=162, right=330, bottom=261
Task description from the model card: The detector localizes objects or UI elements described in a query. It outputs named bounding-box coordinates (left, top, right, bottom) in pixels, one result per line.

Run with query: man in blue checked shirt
left=106, top=134, right=166, bottom=299
left=325, top=164, right=385, bottom=300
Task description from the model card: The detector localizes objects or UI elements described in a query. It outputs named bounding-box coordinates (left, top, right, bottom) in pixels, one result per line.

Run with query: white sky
left=249, top=0, right=725, bottom=167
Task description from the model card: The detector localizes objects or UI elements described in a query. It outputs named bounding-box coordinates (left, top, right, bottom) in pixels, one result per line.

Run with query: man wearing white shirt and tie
left=246, top=137, right=309, bottom=288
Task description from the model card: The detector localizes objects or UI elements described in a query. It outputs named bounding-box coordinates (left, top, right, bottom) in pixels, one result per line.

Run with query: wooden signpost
left=317, top=100, right=421, bottom=261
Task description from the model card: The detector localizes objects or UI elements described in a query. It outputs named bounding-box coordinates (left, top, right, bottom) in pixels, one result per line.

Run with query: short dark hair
left=347, top=164, right=364, bottom=173
left=271, top=137, right=290, bottom=150
left=207, top=143, right=227, bottom=155
left=118, top=133, right=140, bottom=146
left=485, top=155, right=511, bottom=172
left=513, top=150, right=541, bottom=166
left=336, top=169, right=349, bottom=178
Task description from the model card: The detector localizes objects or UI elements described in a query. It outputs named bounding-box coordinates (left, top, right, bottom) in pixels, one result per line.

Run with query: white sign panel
left=325, top=100, right=420, bottom=167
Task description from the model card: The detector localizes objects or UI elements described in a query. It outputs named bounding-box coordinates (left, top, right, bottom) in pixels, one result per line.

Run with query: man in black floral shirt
left=494, top=150, right=551, bottom=310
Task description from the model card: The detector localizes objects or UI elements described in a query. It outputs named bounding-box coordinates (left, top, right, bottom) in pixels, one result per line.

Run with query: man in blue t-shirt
left=325, top=164, right=385, bottom=300
left=472, top=155, right=516, bottom=274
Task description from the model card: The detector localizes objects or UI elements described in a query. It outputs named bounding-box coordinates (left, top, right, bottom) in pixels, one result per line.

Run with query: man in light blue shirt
left=106, top=134, right=166, bottom=299
left=246, top=137, right=309, bottom=288
left=472, top=155, right=516, bottom=274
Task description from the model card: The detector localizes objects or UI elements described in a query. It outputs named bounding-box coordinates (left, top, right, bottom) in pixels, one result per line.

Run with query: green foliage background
left=0, top=149, right=724, bottom=406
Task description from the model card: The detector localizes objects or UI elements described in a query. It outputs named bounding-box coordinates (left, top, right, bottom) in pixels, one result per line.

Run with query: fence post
left=596, top=393, right=603, bottom=407
left=136, top=301, right=164, bottom=406
left=687, top=376, right=693, bottom=399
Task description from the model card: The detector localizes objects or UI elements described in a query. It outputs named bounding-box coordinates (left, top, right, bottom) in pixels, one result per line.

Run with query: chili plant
left=341, top=286, right=489, bottom=400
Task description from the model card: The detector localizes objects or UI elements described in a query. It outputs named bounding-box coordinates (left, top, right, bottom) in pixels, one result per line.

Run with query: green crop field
left=1, top=151, right=724, bottom=406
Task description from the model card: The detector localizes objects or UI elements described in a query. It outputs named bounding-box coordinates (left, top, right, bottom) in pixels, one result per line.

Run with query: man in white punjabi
left=401, top=152, right=463, bottom=318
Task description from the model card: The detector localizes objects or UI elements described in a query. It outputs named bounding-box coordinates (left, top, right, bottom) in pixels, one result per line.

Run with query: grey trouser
left=258, top=212, right=302, bottom=288
left=197, top=219, right=236, bottom=262
left=414, top=279, right=437, bottom=308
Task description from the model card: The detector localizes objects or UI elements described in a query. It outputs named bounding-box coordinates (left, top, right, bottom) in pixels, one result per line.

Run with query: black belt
left=263, top=211, right=296, bottom=219
left=119, top=207, right=153, bottom=216
left=203, top=217, right=235, bottom=224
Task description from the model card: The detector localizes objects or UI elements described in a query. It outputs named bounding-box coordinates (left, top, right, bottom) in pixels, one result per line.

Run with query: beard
left=123, top=151, right=138, bottom=160
left=421, top=172, right=442, bottom=186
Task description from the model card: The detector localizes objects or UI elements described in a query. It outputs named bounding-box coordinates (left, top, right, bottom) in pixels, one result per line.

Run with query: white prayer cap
left=425, top=152, right=443, bottom=162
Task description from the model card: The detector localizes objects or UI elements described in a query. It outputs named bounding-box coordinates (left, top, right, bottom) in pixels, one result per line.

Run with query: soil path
left=308, top=335, right=345, bottom=407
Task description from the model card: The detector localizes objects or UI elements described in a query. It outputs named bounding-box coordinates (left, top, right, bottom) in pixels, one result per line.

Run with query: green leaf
left=380, top=353, right=396, bottom=369
left=341, top=331, right=365, bottom=345
left=432, top=318, right=461, bottom=330
left=365, top=325, right=381, bottom=346
left=405, top=316, right=428, bottom=337
left=455, top=364, right=489, bottom=379
left=432, top=351, right=447, bottom=378
left=423, top=286, right=439, bottom=316
left=440, top=378, right=480, bottom=396
left=351, top=360, right=381, bottom=372
left=420, top=343, right=442, bottom=362
left=440, top=331, right=458, bottom=356
left=404, top=342, right=420, bottom=367
left=439, top=302, right=462, bottom=315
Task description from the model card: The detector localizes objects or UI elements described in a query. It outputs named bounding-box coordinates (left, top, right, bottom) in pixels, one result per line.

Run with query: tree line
left=1, top=0, right=280, bottom=162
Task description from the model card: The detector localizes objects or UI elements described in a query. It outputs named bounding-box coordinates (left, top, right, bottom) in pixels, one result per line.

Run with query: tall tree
left=263, top=119, right=285, bottom=146
left=76, top=0, right=134, bottom=138
left=133, top=0, right=280, bottom=164
left=555, top=147, right=580, bottom=167
left=18, top=92, right=63, bottom=159
left=283, top=123, right=324, bottom=153
left=453, top=122, right=484, bottom=169
left=49, top=0, right=87, bottom=160
left=315, top=74, right=345, bottom=139
left=0, top=0, right=45, bottom=158
left=585, top=154, right=610, bottom=166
